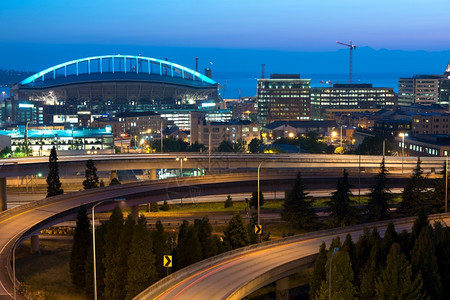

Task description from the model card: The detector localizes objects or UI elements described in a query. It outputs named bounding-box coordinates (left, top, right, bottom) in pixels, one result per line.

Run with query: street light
left=340, top=125, right=343, bottom=150
left=257, top=161, right=263, bottom=243
left=92, top=199, right=123, bottom=300
left=446, top=152, right=448, bottom=213
left=399, top=132, right=408, bottom=173
left=329, top=247, right=339, bottom=300
left=208, top=131, right=212, bottom=174
left=176, top=156, right=187, bottom=177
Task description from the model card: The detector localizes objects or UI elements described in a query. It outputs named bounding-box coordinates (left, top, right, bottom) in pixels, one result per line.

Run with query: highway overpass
left=0, top=171, right=443, bottom=299
left=0, top=153, right=446, bottom=210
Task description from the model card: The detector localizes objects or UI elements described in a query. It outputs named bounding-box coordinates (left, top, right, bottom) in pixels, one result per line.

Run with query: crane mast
left=336, top=40, right=356, bottom=84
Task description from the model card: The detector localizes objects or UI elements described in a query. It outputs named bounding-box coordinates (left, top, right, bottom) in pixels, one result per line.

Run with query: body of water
left=214, top=71, right=405, bottom=99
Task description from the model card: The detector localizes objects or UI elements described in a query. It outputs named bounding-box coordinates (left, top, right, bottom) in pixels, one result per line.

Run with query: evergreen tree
left=309, top=242, right=328, bottom=300
left=160, top=200, right=170, bottom=211
left=176, top=225, right=202, bottom=269
left=126, top=215, right=157, bottom=299
left=83, top=159, right=99, bottom=190
left=342, top=234, right=356, bottom=278
left=409, top=208, right=430, bottom=254
left=194, top=217, right=218, bottom=259
left=151, top=220, right=169, bottom=279
left=103, top=206, right=124, bottom=300
left=249, top=191, right=264, bottom=208
left=375, top=243, right=426, bottom=300
left=433, top=222, right=450, bottom=297
left=411, top=227, right=442, bottom=300
left=112, top=214, right=135, bottom=300
left=400, top=157, right=431, bottom=216
left=85, top=222, right=107, bottom=299
left=150, top=202, right=159, bottom=212
left=224, top=195, right=233, bottom=208
left=327, top=169, right=357, bottom=226
left=359, top=246, right=380, bottom=300
left=70, top=206, right=91, bottom=289
left=381, top=222, right=398, bottom=263
left=316, top=248, right=357, bottom=300
left=281, top=172, right=317, bottom=229
left=223, top=212, right=251, bottom=249
left=367, top=158, right=391, bottom=221
left=354, top=228, right=372, bottom=285
left=46, top=146, right=63, bottom=197
left=431, top=160, right=447, bottom=213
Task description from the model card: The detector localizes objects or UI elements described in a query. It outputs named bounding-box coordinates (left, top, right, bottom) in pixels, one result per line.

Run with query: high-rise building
left=398, top=63, right=450, bottom=106
left=257, top=74, right=311, bottom=125
left=311, top=83, right=396, bottom=120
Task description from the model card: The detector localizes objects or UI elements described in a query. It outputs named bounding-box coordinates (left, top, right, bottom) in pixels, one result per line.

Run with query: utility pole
left=336, top=40, right=357, bottom=83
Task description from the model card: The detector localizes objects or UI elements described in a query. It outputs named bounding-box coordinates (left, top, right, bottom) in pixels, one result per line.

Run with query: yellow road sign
left=164, top=255, right=172, bottom=267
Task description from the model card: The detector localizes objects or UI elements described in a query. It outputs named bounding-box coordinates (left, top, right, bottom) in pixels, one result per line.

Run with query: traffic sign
left=254, top=224, right=262, bottom=235
left=164, top=255, right=172, bottom=267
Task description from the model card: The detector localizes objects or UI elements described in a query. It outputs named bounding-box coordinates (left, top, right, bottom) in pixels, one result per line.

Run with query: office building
left=257, top=74, right=311, bottom=125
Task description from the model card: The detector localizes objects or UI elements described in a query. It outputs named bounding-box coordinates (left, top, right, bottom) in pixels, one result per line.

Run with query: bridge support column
left=276, top=277, right=289, bottom=300
left=149, top=169, right=157, bottom=180
left=30, top=235, right=40, bottom=254
left=0, top=177, right=6, bottom=211
left=131, top=205, right=139, bottom=221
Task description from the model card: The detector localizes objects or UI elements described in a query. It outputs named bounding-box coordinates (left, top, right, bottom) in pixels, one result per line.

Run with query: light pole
left=176, top=156, right=187, bottom=177
left=340, top=125, right=343, bottom=150
left=329, top=247, right=339, bottom=300
left=446, top=153, right=448, bottom=213
left=208, top=131, right=212, bottom=174
left=257, top=161, right=263, bottom=243
left=399, top=132, right=408, bottom=173
left=92, top=199, right=123, bottom=300
left=25, top=122, right=29, bottom=156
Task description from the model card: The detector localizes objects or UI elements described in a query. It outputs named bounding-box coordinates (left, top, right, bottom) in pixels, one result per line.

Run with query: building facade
left=257, top=74, right=311, bottom=125
left=311, top=84, right=396, bottom=120
left=411, top=113, right=450, bottom=135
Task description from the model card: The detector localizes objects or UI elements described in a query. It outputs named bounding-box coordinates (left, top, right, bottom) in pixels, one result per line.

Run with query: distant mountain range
left=0, top=69, right=34, bottom=86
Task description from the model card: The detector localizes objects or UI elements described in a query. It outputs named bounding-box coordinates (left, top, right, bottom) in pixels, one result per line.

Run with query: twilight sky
left=0, top=0, right=449, bottom=96
left=1, top=0, right=449, bottom=51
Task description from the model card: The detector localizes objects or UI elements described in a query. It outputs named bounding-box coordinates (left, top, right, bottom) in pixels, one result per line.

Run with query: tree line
left=70, top=207, right=269, bottom=299
left=309, top=212, right=450, bottom=299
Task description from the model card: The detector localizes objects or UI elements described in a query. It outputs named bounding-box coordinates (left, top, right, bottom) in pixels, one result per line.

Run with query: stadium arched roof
left=19, top=54, right=217, bottom=87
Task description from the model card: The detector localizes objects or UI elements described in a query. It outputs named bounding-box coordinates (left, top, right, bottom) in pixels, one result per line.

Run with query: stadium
left=10, top=55, right=219, bottom=118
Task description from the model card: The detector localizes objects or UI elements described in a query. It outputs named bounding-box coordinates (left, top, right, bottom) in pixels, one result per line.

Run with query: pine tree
left=70, top=206, right=91, bottom=289
left=194, top=217, right=218, bottom=259
left=367, top=158, right=391, bottom=221
left=342, top=234, right=356, bottom=278
left=327, top=169, right=357, bottom=226
left=409, top=208, right=430, bottom=254
left=224, top=195, right=233, bottom=208
left=359, top=246, right=380, bottom=300
left=150, top=202, right=159, bottom=212
left=176, top=225, right=202, bottom=269
left=433, top=222, right=450, bottom=297
left=400, top=157, right=431, bottom=216
left=309, top=242, right=328, bottom=299
left=112, top=214, right=135, bottom=300
left=354, top=228, right=372, bottom=285
left=46, top=146, right=63, bottom=197
left=381, top=222, right=398, bottom=263
left=431, top=160, right=447, bottom=213
left=151, top=220, right=169, bottom=279
left=281, top=172, right=317, bottom=229
left=223, top=212, right=251, bottom=249
left=126, top=215, right=157, bottom=299
left=375, top=243, right=426, bottom=300
left=411, top=227, right=443, bottom=300
left=249, top=191, right=264, bottom=208
left=83, top=159, right=99, bottom=190
left=103, top=206, right=124, bottom=300
left=109, top=177, right=121, bottom=185
left=316, top=248, right=357, bottom=300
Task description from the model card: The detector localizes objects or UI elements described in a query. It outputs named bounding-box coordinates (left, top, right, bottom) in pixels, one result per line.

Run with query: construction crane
left=336, top=40, right=356, bottom=84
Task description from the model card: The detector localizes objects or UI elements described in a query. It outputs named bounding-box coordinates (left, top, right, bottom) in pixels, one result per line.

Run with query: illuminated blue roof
left=19, top=54, right=217, bottom=86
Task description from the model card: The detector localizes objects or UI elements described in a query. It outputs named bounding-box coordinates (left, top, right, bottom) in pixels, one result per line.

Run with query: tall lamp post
left=176, top=156, right=187, bottom=177
left=446, top=153, right=448, bottom=213
left=329, top=247, right=339, bottom=300
left=340, top=125, right=343, bottom=150
left=92, top=199, right=123, bottom=300
left=399, top=132, right=408, bottom=173
left=208, top=131, right=212, bottom=174
left=257, top=161, right=263, bottom=243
